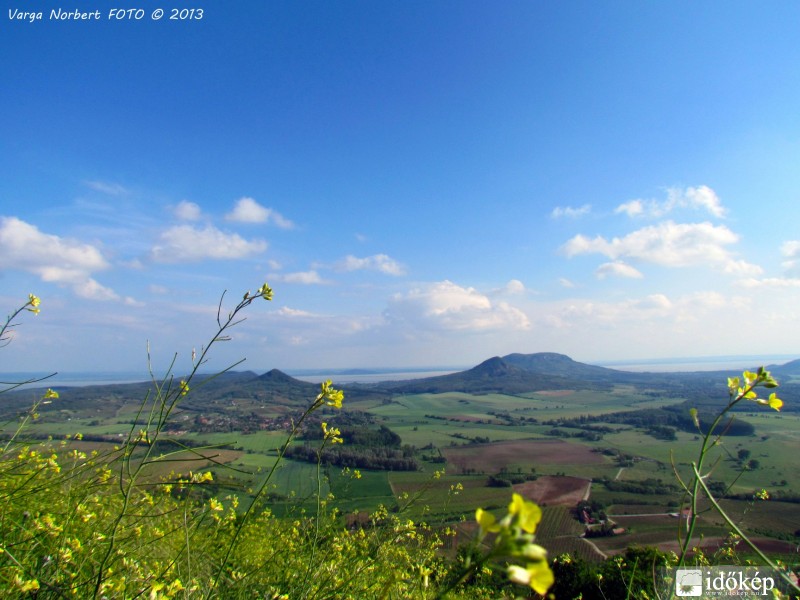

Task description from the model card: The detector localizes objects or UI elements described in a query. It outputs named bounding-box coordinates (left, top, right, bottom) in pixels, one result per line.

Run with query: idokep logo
left=665, top=566, right=782, bottom=598
left=675, top=569, right=702, bottom=596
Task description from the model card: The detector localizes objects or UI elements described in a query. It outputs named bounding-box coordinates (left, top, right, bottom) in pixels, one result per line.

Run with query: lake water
left=2, top=354, right=795, bottom=388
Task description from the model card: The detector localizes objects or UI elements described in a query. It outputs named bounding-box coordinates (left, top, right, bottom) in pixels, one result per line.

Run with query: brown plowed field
left=443, top=439, right=604, bottom=474
left=514, top=475, right=592, bottom=506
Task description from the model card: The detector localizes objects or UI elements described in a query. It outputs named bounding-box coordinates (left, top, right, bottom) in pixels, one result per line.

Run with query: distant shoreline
left=2, top=353, right=795, bottom=387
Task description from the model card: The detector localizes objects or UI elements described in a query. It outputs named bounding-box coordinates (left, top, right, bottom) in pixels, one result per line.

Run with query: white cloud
left=722, top=259, right=763, bottom=277
left=225, top=197, right=294, bottom=228
left=150, top=224, right=267, bottom=262
left=174, top=200, right=202, bottom=221
left=739, top=277, right=800, bottom=288
left=675, top=185, right=726, bottom=218
left=551, top=204, right=591, bottom=219
left=558, top=278, right=576, bottom=288
left=595, top=261, right=643, bottom=279
left=562, top=220, right=741, bottom=270
left=84, top=180, right=129, bottom=196
left=615, top=200, right=644, bottom=217
left=616, top=185, right=726, bottom=219
left=271, top=270, right=329, bottom=285
left=337, top=254, right=407, bottom=276
left=386, top=280, right=530, bottom=332
left=275, top=306, right=319, bottom=318
left=0, top=216, right=119, bottom=301
left=503, top=279, right=526, bottom=295
left=782, top=240, right=800, bottom=274
left=546, top=290, right=733, bottom=330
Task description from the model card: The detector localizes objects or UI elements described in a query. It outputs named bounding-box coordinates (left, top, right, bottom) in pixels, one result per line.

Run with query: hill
left=380, top=355, right=613, bottom=394
left=501, top=352, right=625, bottom=382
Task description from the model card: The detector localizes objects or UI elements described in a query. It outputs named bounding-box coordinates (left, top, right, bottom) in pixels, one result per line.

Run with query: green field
left=7, top=378, right=799, bottom=566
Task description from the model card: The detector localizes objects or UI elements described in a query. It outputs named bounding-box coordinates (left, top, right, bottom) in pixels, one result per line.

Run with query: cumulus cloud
left=150, top=224, right=267, bottom=262
left=270, top=270, right=329, bottom=285
left=595, top=261, right=643, bottom=279
left=174, top=200, right=202, bottom=221
left=562, top=220, right=742, bottom=270
left=386, top=280, right=530, bottom=332
left=337, top=254, right=407, bottom=276
left=616, top=185, right=725, bottom=219
left=0, top=216, right=119, bottom=300
left=551, top=204, right=591, bottom=219
left=225, top=197, right=294, bottom=228
left=502, top=279, right=526, bottom=295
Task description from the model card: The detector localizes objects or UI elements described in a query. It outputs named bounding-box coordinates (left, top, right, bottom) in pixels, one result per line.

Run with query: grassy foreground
left=3, top=291, right=799, bottom=599
left=0, top=291, right=555, bottom=599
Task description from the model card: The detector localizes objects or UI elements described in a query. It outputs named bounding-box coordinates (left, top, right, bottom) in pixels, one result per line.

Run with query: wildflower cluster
left=26, top=294, right=40, bottom=315
left=315, top=379, right=344, bottom=409
left=321, top=421, right=343, bottom=444
left=727, top=367, right=782, bottom=411
left=474, top=493, right=554, bottom=595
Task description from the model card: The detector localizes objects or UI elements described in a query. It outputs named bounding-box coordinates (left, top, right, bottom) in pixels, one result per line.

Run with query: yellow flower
left=475, top=508, right=501, bottom=533
left=179, top=380, right=190, bottom=396
left=14, top=575, right=40, bottom=593
left=321, top=422, right=343, bottom=444
left=43, top=388, right=59, bottom=400
left=190, top=471, right=214, bottom=483
left=507, top=562, right=554, bottom=595
left=318, top=380, right=344, bottom=408
left=257, top=283, right=274, bottom=301
left=27, top=294, right=41, bottom=314
left=208, top=498, right=223, bottom=512
left=508, top=493, right=542, bottom=534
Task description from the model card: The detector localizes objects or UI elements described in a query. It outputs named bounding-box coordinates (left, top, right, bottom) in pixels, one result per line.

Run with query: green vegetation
left=2, top=291, right=799, bottom=598
left=0, top=291, right=555, bottom=598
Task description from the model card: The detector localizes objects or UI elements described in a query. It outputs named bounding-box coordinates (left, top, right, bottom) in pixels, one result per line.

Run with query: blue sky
left=3, top=2, right=800, bottom=375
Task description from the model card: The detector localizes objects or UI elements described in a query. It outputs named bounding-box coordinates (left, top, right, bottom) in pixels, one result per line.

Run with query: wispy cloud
left=615, top=185, right=726, bottom=219
left=739, top=277, right=800, bottom=288
left=337, top=254, right=407, bottom=276
left=149, top=224, right=267, bottom=262
left=551, top=204, right=591, bottom=219
left=270, top=270, right=329, bottom=285
left=0, top=216, right=119, bottom=301
left=782, top=240, right=800, bottom=275
left=84, top=180, right=130, bottom=196
left=225, top=197, right=294, bottom=228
